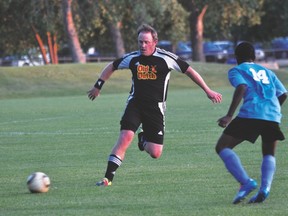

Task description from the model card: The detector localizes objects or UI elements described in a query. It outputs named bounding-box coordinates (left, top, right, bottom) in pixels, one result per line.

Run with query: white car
left=1, top=55, right=44, bottom=67
left=254, top=49, right=265, bottom=61
left=214, top=41, right=265, bottom=63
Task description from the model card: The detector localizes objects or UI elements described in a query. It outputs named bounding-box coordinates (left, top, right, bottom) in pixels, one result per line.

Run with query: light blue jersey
left=228, top=62, right=287, bottom=123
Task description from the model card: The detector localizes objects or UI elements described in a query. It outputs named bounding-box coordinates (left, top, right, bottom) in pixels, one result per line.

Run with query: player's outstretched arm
left=87, top=62, right=115, bottom=101
left=185, top=67, right=222, bottom=103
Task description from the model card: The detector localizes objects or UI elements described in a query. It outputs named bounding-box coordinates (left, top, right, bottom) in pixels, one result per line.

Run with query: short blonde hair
left=137, top=24, right=158, bottom=41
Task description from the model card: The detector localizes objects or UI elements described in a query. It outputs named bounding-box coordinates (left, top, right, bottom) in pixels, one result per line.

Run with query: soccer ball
left=27, top=172, right=50, bottom=193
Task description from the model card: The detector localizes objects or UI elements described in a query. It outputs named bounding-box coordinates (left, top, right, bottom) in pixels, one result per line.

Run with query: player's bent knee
left=149, top=151, right=162, bottom=159
left=145, top=142, right=163, bottom=159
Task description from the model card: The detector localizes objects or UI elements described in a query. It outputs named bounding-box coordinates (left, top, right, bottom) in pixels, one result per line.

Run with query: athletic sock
left=260, top=155, right=276, bottom=191
left=104, top=154, right=122, bottom=182
left=219, top=148, right=250, bottom=185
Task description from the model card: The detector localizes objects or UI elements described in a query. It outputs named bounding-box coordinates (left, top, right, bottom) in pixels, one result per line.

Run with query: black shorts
left=224, top=117, right=285, bottom=143
left=120, top=97, right=165, bottom=144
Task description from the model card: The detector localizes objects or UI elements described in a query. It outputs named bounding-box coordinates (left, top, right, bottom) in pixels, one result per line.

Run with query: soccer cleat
left=138, top=131, right=145, bottom=151
left=96, top=178, right=112, bottom=186
left=248, top=189, right=269, bottom=203
left=232, top=179, right=257, bottom=204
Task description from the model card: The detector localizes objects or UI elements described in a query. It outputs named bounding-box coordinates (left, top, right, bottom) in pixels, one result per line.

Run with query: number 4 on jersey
left=249, top=68, right=270, bottom=84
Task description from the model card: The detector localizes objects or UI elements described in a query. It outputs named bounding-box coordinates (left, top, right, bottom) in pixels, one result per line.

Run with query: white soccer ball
left=27, top=172, right=50, bottom=193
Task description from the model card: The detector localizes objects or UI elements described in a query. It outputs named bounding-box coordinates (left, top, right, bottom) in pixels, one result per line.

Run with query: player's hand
left=87, top=87, right=100, bottom=101
left=207, top=90, right=222, bottom=103
left=217, top=115, right=232, bottom=128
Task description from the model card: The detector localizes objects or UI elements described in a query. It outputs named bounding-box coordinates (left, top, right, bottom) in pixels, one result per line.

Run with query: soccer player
left=215, top=42, right=287, bottom=204
left=87, top=24, right=222, bottom=186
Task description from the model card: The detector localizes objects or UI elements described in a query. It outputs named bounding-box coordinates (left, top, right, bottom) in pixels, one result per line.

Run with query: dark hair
left=137, top=24, right=158, bottom=41
left=235, top=42, right=255, bottom=64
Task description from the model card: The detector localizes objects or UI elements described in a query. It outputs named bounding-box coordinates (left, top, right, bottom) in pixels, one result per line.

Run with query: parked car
left=157, top=40, right=172, bottom=51
left=175, top=41, right=193, bottom=60
left=184, top=41, right=228, bottom=63
left=271, top=37, right=288, bottom=49
left=271, top=37, right=288, bottom=59
left=157, top=40, right=192, bottom=60
left=213, top=41, right=234, bottom=54
left=253, top=42, right=266, bottom=61
left=203, top=42, right=228, bottom=63
left=86, top=47, right=101, bottom=62
left=214, top=40, right=266, bottom=64
left=1, top=55, right=43, bottom=67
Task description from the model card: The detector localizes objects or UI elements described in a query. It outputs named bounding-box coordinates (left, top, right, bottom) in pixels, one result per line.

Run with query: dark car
left=185, top=41, right=228, bottom=63
left=176, top=41, right=193, bottom=60
left=271, top=37, right=288, bottom=59
left=157, top=40, right=192, bottom=60
left=203, top=42, right=227, bottom=63
left=271, top=37, right=288, bottom=49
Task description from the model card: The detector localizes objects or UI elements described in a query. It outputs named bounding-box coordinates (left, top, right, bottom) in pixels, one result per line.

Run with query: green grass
left=0, top=62, right=233, bottom=99
left=1, top=63, right=288, bottom=215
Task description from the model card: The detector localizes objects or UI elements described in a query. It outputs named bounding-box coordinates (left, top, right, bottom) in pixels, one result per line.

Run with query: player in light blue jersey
left=215, top=42, right=287, bottom=204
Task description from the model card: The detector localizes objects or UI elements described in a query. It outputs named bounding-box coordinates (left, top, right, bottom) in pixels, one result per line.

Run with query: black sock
left=104, top=154, right=122, bottom=181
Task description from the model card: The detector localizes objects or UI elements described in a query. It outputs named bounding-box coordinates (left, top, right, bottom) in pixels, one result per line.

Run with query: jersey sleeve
left=113, top=58, right=124, bottom=69
left=174, top=58, right=190, bottom=73
left=273, top=75, right=288, bottom=97
left=113, top=51, right=139, bottom=70
left=228, top=68, right=247, bottom=88
left=154, top=48, right=189, bottom=73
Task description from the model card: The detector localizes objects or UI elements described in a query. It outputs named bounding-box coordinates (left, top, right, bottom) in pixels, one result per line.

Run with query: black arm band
left=94, top=79, right=105, bottom=89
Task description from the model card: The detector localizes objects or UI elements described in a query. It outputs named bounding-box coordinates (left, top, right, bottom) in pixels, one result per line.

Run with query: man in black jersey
left=87, top=24, right=222, bottom=186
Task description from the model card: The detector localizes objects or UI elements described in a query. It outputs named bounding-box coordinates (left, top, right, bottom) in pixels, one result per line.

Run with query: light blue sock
left=261, top=155, right=276, bottom=192
left=219, top=148, right=250, bottom=185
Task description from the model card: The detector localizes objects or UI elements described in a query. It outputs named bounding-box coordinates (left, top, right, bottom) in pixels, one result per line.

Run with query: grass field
left=1, top=63, right=288, bottom=215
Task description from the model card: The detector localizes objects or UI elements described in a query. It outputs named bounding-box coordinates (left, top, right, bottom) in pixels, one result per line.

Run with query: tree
left=216, top=0, right=265, bottom=43
left=0, top=0, right=63, bottom=64
left=81, top=0, right=188, bottom=56
left=177, top=0, right=209, bottom=61
left=203, top=0, right=266, bottom=44
left=31, top=25, right=49, bottom=64
left=1, top=0, right=287, bottom=63
left=62, top=0, right=86, bottom=63
left=113, top=0, right=188, bottom=53
left=178, top=0, right=266, bottom=61
left=0, top=1, right=36, bottom=55
left=247, top=0, right=288, bottom=41
left=29, top=0, right=62, bottom=64
left=189, top=2, right=207, bottom=62
left=96, top=0, right=126, bottom=58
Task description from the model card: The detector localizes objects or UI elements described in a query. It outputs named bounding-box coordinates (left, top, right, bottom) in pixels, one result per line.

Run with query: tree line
left=1, top=0, right=287, bottom=63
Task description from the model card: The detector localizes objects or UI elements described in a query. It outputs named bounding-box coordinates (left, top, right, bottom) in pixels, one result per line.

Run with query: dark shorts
left=120, top=97, right=165, bottom=144
left=223, top=117, right=285, bottom=143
